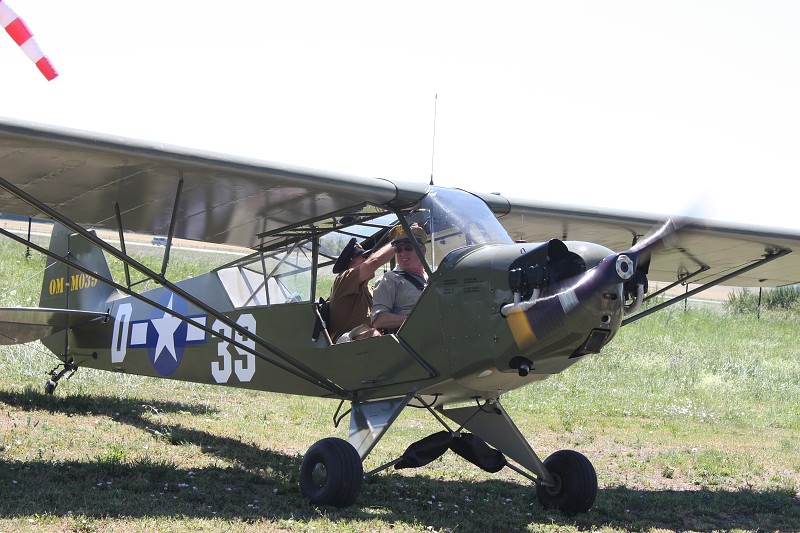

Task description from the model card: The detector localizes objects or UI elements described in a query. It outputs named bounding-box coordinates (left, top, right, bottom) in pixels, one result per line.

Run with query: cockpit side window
left=216, top=242, right=314, bottom=307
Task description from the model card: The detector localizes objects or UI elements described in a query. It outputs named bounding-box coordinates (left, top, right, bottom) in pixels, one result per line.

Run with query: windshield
left=413, top=187, right=513, bottom=268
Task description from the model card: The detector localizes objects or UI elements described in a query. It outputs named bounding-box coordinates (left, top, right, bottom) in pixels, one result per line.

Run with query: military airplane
left=1, top=117, right=798, bottom=513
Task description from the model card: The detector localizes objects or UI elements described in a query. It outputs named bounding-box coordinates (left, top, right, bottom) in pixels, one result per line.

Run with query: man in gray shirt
left=371, top=224, right=428, bottom=333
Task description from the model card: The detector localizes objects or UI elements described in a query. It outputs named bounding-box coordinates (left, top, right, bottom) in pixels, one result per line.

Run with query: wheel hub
left=311, top=462, right=328, bottom=488
left=542, top=473, right=563, bottom=496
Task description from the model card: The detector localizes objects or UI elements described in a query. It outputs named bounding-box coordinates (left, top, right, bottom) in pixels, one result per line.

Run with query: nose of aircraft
left=502, top=217, right=680, bottom=357
left=501, top=242, right=626, bottom=356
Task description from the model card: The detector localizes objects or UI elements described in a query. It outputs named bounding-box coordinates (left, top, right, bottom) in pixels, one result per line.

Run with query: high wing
left=0, top=118, right=427, bottom=250
left=479, top=193, right=800, bottom=290
left=1, top=117, right=799, bottom=294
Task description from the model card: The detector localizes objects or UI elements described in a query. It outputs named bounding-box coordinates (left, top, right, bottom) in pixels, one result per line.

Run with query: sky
left=2, top=1, right=799, bottom=230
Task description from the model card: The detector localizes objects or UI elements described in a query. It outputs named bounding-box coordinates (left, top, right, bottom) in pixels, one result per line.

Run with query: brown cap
left=390, top=224, right=427, bottom=246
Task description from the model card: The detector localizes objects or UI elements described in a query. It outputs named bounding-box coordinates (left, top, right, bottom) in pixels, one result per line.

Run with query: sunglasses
left=393, top=244, right=415, bottom=253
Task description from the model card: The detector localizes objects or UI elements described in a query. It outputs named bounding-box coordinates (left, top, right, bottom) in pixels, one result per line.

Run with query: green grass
left=0, top=235, right=798, bottom=531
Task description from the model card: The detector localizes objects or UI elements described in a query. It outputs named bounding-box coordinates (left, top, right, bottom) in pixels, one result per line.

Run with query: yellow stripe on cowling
left=507, top=309, right=537, bottom=349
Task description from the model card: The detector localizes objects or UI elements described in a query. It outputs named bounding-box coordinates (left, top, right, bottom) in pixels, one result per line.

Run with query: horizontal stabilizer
left=0, top=307, right=108, bottom=345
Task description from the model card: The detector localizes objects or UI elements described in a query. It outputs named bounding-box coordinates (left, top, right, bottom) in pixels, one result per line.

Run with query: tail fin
left=39, top=223, right=116, bottom=312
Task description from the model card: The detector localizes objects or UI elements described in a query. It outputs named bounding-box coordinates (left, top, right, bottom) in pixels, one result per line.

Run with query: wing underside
left=0, top=118, right=428, bottom=250
left=488, top=194, right=800, bottom=288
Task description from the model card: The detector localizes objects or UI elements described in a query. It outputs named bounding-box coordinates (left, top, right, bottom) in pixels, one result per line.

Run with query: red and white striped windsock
left=0, top=0, right=57, bottom=80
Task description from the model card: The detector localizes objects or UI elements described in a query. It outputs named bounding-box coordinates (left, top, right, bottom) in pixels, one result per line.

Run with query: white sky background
left=2, top=1, right=799, bottom=230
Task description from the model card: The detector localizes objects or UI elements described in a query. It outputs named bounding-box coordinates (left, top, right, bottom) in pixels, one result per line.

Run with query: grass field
left=0, top=236, right=798, bottom=532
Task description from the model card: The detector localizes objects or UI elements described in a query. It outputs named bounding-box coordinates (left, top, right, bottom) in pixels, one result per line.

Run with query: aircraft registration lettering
left=48, top=277, right=64, bottom=295
left=47, top=273, right=98, bottom=295
left=211, top=314, right=256, bottom=384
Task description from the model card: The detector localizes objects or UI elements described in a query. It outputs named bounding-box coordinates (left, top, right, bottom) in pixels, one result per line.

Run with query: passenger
left=371, top=224, right=428, bottom=333
left=328, top=237, right=394, bottom=342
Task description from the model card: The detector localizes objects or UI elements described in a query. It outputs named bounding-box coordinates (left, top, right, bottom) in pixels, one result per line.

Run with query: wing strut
left=645, top=264, right=710, bottom=301
left=0, top=176, right=352, bottom=399
left=114, top=202, right=132, bottom=288
left=623, top=249, right=790, bottom=326
left=160, top=176, right=184, bottom=278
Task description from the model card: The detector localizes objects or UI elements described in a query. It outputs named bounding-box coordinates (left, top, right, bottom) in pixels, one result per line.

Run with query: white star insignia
left=151, top=294, right=182, bottom=363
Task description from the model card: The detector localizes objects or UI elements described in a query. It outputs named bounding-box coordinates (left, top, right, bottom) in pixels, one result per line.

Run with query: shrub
left=725, top=285, right=800, bottom=315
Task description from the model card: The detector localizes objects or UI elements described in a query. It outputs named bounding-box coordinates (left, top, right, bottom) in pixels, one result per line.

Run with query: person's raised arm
left=356, top=243, right=395, bottom=283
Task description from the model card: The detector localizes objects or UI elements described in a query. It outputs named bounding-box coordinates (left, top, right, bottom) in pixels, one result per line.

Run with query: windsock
left=0, top=0, right=57, bottom=80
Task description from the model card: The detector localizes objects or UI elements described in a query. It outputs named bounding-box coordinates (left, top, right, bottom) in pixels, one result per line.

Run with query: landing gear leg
left=300, top=437, right=363, bottom=507
left=440, top=399, right=598, bottom=513
left=44, top=358, right=77, bottom=395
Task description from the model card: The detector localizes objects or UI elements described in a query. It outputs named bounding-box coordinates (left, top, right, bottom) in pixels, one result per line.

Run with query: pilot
left=328, top=237, right=394, bottom=342
left=371, top=224, right=428, bottom=333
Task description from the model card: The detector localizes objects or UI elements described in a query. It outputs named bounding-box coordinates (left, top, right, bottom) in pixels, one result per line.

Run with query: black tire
left=300, top=437, right=364, bottom=507
left=536, top=449, right=597, bottom=514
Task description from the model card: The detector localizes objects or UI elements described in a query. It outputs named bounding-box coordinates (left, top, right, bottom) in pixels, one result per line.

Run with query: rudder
left=39, top=223, right=116, bottom=312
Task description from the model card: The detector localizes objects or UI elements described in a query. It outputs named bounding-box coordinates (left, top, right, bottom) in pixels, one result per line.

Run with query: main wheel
left=300, top=437, right=363, bottom=507
left=536, top=449, right=597, bottom=514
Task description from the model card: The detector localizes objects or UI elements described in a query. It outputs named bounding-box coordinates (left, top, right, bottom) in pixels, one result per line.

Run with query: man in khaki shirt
left=328, top=237, right=394, bottom=342
left=371, top=224, right=428, bottom=333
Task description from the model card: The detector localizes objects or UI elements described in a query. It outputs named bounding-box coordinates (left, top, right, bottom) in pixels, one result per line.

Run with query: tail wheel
left=300, top=437, right=363, bottom=507
left=536, top=449, right=597, bottom=514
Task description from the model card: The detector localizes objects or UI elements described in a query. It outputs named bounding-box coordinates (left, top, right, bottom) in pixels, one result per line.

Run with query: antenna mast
left=430, top=94, right=438, bottom=186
